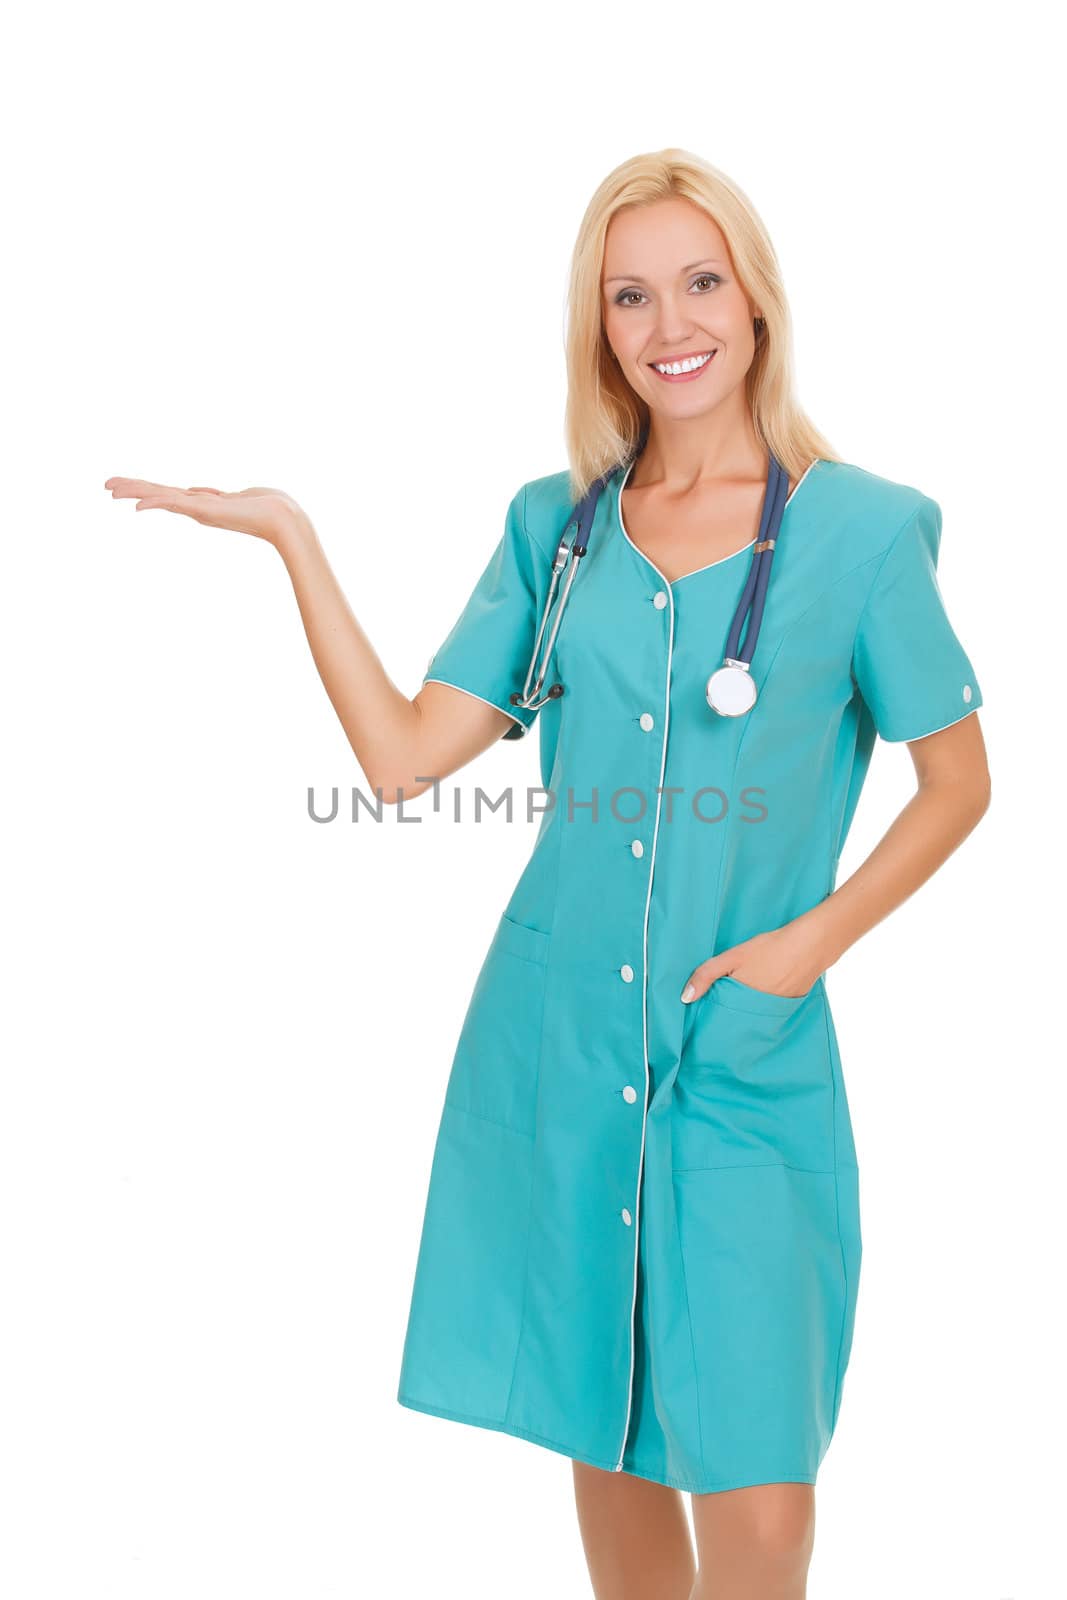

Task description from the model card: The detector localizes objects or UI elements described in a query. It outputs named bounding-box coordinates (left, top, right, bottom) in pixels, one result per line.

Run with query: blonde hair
left=563, top=147, right=841, bottom=503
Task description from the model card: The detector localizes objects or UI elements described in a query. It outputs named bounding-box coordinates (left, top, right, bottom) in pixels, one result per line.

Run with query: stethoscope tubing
left=724, top=455, right=788, bottom=666
left=515, top=468, right=614, bottom=709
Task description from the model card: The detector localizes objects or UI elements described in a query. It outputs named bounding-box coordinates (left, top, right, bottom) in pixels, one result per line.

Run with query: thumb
left=680, top=954, right=733, bottom=1004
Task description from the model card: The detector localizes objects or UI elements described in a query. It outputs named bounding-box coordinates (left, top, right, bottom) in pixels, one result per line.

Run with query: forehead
left=602, top=197, right=729, bottom=281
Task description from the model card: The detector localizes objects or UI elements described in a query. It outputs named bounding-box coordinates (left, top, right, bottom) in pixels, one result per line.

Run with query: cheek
left=719, top=295, right=757, bottom=344
left=603, top=306, right=644, bottom=362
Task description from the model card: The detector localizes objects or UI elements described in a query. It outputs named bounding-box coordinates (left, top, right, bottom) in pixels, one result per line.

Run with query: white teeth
left=653, top=351, right=714, bottom=375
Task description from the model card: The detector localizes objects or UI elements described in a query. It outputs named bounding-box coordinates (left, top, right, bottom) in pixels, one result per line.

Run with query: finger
left=105, top=477, right=177, bottom=498
left=134, top=490, right=208, bottom=520
left=680, top=957, right=730, bottom=1003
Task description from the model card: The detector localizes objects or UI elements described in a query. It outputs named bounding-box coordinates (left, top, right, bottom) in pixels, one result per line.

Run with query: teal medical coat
left=396, top=456, right=983, bottom=1494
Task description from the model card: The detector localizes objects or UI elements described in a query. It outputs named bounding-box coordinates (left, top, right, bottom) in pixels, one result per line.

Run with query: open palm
left=103, top=477, right=308, bottom=546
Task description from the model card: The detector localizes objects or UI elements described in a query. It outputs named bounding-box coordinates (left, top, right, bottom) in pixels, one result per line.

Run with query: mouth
left=648, top=348, right=718, bottom=383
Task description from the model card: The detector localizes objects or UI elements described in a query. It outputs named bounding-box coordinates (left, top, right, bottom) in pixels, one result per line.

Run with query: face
left=601, top=196, right=759, bottom=424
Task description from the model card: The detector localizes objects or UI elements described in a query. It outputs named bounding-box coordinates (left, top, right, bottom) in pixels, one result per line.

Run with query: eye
left=613, top=274, right=722, bottom=307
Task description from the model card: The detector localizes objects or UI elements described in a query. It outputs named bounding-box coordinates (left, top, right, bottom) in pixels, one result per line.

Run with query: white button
left=639, top=712, right=655, bottom=731
left=620, top=964, right=634, bottom=983
left=962, top=684, right=973, bottom=702
left=622, top=1085, right=638, bottom=1103
left=630, top=839, right=644, bottom=858
left=621, top=1208, right=633, bottom=1226
left=653, top=591, right=668, bottom=609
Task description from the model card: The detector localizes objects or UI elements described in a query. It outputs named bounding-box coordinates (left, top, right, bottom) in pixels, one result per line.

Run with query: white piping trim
left=612, top=526, right=676, bottom=1474
left=883, top=702, right=981, bottom=744
left=785, top=455, right=820, bottom=505
left=421, top=676, right=529, bottom=734
left=615, top=456, right=822, bottom=585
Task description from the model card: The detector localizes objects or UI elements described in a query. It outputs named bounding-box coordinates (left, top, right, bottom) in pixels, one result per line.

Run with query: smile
left=649, top=350, right=717, bottom=382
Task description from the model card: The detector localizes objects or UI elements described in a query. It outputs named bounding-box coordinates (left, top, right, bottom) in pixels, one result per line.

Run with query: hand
left=680, top=925, right=826, bottom=1004
left=103, top=477, right=313, bottom=550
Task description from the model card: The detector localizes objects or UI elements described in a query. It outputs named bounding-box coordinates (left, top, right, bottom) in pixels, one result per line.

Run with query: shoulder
left=518, top=469, right=577, bottom=559
left=517, top=458, right=942, bottom=568
left=811, top=458, right=938, bottom=565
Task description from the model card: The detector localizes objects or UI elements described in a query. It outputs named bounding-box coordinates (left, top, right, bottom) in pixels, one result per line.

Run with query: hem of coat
left=396, top=1391, right=818, bottom=1495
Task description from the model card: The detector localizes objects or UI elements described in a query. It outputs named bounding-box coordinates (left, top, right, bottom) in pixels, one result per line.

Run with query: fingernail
left=680, top=983, right=695, bottom=1003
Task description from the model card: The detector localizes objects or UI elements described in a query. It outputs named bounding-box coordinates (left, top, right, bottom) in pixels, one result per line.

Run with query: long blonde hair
left=563, top=148, right=841, bottom=503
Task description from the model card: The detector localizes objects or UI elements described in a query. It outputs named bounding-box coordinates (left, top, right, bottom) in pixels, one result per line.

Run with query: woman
left=106, top=149, right=991, bottom=1599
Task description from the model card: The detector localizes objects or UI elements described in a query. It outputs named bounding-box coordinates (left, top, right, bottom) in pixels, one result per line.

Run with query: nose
left=651, top=294, right=702, bottom=345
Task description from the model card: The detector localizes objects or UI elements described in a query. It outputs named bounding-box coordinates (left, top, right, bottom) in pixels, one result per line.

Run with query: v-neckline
left=615, top=456, right=822, bottom=588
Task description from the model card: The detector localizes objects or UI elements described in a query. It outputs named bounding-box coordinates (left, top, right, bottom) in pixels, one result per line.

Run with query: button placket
left=611, top=518, right=677, bottom=1475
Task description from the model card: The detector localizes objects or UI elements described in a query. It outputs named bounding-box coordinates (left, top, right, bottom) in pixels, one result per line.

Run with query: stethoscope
left=510, top=443, right=790, bottom=720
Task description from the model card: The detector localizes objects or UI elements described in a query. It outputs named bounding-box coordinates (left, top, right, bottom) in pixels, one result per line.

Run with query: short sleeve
left=422, top=483, right=547, bottom=741
left=851, top=495, right=983, bottom=743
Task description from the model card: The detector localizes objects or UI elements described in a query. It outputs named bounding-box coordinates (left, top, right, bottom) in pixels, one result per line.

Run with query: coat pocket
left=673, top=978, right=835, bottom=1172
left=707, top=974, right=816, bottom=1017
left=444, top=913, right=550, bottom=1140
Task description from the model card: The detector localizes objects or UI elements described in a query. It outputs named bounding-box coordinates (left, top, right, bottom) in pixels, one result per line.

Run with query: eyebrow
left=603, top=258, right=725, bottom=285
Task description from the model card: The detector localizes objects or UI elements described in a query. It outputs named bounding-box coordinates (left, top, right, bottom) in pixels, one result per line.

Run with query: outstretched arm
left=104, top=478, right=514, bottom=803
left=277, top=516, right=516, bottom=800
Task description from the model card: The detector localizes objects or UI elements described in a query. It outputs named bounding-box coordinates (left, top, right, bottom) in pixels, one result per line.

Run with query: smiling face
left=601, top=196, right=759, bottom=426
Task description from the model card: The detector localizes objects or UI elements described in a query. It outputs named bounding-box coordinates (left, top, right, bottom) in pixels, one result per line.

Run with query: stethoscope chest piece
left=705, top=660, right=758, bottom=717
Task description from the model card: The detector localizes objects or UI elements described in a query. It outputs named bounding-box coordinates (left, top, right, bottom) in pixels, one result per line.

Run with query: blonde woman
left=106, top=149, right=991, bottom=1599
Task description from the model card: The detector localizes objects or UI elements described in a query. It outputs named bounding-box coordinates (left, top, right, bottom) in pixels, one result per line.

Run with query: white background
left=2, top=2, right=1062, bottom=1596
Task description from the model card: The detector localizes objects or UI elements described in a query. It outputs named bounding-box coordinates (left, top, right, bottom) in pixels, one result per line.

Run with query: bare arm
left=797, top=712, right=991, bottom=970
left=682, top=711, right=992, bottom=1001
left=276, top=515, right=516, bottom=801
left=103, top=477, right=515, bottom=802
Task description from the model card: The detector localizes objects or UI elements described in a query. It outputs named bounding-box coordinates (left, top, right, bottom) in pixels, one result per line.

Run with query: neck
left=633, top=393, right=766, bottom=492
